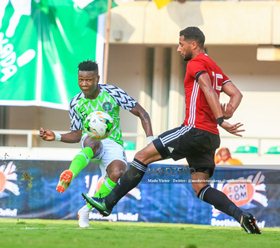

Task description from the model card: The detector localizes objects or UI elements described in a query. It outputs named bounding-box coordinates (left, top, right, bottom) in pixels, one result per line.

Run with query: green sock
left=86, top=177, right=117, bottom=210
left=69, top=147, right=94, bottom=178
left=94, top=177, right=117, bottom=198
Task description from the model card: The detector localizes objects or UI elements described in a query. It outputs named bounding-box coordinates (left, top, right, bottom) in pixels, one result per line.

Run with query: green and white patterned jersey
left=69, top=84, right=137, bottom=145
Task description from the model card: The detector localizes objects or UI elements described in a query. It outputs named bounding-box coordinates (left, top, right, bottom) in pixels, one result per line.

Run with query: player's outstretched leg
left=56, top=169, right=73, bottom=193
left=240, top=212, right=261, bottom=234
left=197, top=185, right=261, bottom=234
left=56, top=147, right=94, bottom=193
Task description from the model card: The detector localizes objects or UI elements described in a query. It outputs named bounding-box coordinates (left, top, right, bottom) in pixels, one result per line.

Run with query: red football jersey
left=183, top=53, right=230, bottom=134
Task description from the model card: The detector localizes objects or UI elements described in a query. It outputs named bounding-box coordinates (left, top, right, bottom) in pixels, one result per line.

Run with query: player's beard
left=183, top=52, right=192, bottom=61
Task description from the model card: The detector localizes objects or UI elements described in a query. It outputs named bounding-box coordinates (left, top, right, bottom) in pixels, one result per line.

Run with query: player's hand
left=220, top=121, right=245, bottom=137
left=39, top=127, right=55, bottom=141
left=221, top=103, right=234, bottom=119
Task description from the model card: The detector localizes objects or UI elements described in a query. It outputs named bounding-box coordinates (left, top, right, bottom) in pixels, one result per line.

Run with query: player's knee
left=107, top=162, right=126, bottom=182
left=134, top=147, right=151, bottom=164
left=192, top=184, right=200, bottom=196
left=92, top=142, right=102, bottom=154
left=190, top=169, right=212, bottom=196
left=83, top=136, right=102, bottom=154
left=192, top=183, right=208, bottom=196
left=134, top=153, right=145, bottom=164
left=134, top=142, right=161, bottom=165
left=108, top=168, right=125, bottom=182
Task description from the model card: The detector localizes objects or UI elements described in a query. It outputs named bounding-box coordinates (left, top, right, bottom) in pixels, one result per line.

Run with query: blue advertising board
left=0, top=160, right=279, bottom=227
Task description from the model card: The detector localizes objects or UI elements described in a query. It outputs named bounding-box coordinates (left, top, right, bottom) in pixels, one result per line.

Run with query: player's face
left=78, top=70, right=100, bottom=97
left=177, top=36, right=194, bottom=61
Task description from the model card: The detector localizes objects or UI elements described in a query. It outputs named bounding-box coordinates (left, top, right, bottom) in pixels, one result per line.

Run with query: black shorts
left=153, top=126, right=220, bottom=177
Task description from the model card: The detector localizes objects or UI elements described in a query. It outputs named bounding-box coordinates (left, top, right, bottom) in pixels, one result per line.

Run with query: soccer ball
left=84, top=111, right=114, bottom=139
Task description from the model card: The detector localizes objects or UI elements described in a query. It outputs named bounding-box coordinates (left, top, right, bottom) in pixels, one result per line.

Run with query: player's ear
left=191, top=40, right=198, bottom=49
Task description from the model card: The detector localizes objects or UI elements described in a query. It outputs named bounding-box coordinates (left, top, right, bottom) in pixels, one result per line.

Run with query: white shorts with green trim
left=81, top=134, right=127, bottom=176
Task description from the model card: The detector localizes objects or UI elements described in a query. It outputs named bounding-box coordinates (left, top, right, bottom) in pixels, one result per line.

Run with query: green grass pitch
left=0, top=218, right=279, bottom=248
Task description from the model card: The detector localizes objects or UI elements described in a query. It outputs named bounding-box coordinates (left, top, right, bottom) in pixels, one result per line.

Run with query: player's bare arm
left=221, top=81, right=243, bottom=119
left=197, top=72, right=224, bottom=118
left=130, top=103, right=153, bottom=137
left=39, top=128, right=82, bottom=143
left=197, top=73, right=245, bottom=137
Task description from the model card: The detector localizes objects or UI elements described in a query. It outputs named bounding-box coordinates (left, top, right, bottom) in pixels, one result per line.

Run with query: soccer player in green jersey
left=40, top=60, right=154, bottom=227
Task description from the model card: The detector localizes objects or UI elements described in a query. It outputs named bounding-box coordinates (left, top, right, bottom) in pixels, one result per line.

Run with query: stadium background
left=1, top=0, right=280, bottom=228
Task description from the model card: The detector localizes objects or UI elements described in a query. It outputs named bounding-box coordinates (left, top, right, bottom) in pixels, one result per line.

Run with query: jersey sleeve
left=187, top=60, right=207, bottom=79
left=69, top=95, right=83, bottom=131
left=221, top=73, right=230, bottom=85
left=101, top=84, right=137, bottom=111
left=189, top=57, right=231, bottom=85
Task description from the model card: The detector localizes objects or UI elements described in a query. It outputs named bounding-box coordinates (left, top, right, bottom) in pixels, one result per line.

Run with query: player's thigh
left=187, top=151, right=215, bottom=178
left=187, top=149, right=214, bottom=167
left=135, top=142, right=162, bottom=165
left=187, top=130, right=220, bottom=177
left=153, top=125, right=195, bottom=161
left=99, top=139, right=127, bottom=170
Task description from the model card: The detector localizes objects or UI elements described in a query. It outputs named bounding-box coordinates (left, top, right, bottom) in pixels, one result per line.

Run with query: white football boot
left=78, top=205, right=90, bottom=228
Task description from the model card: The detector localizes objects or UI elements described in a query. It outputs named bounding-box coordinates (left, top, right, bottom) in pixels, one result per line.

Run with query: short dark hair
left=179, top=27, right=205, bottom=47
left=78, top=60, right=98, bottom=73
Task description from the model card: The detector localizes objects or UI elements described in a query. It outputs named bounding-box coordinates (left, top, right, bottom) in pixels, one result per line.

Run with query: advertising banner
left=0, top=0, right=106, bottom=110
left=0, top=160, right=279, bottom=227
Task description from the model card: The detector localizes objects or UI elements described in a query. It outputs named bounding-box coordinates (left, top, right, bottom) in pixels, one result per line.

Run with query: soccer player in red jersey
left=83, top=27, right=261, bottom=234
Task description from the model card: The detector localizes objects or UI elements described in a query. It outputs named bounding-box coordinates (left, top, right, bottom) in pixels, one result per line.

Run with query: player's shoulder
left=99, top=83, right=129, bottom=96
left=99, top=83, right=137, bottom=109
left=100, top=83, right=123, bottom=92
left=202, top=53, right=217, bottom=64
left=194, top=53, right=220, bottom=68
left=70, top=92, right=84, bottom=108
left=193, top=53, right=211, bottom=62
